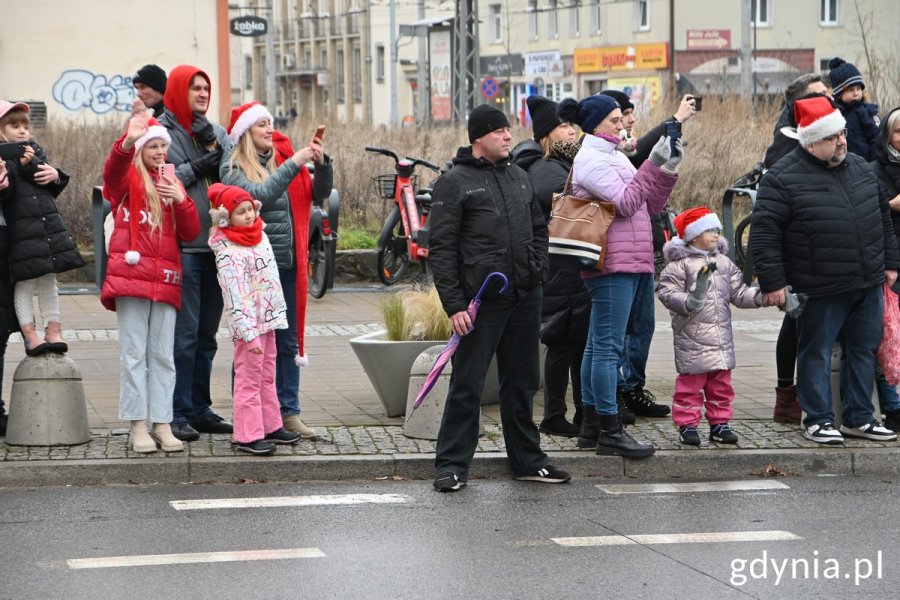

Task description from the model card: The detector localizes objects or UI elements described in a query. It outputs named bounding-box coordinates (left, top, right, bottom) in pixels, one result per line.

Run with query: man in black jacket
left=751, top=95, right=900, bottom=445
left=428, top=104, right=571, bottom=492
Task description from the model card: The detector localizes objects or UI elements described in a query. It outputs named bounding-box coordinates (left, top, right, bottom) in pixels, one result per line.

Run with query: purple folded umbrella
left=412, top=272, right=509, bottom=410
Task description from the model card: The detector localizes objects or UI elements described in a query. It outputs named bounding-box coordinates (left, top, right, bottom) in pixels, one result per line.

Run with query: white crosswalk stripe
left=170, top=493, right=409, bottom=510
left=596, top=480, right=789, bottom=494
left=67, top=548, right=324, bottom=569
left=552, top=530, right=802, bottom=547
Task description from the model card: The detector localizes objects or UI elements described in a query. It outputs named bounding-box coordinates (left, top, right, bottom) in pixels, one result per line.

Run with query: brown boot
left=149, top=423, right=185, bottom=452
left=129, top=420, right=158, bottom=453
left=773, top=386, right=802, bottom=424
left=282, top=415, right=318, bottom=439
left=44, top=321, right=68, bottom=353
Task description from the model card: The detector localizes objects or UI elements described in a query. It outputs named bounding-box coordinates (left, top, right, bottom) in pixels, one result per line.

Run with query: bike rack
left=721, top=186, right=756, bottom=284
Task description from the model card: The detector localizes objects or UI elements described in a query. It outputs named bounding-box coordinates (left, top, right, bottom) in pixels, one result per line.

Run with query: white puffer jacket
left=657, top=237, right=761, bottom=375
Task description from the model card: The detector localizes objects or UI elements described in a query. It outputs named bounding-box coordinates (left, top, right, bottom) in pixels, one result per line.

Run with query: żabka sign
left=230, top=16, right=268, bottom=37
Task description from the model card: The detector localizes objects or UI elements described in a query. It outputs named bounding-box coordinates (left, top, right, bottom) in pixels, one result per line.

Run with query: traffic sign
left=481, top=76, right=498, bottom=99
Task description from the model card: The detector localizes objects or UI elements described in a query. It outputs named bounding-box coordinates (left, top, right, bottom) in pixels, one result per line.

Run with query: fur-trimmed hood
left=663, top=236, right=729, bottom=262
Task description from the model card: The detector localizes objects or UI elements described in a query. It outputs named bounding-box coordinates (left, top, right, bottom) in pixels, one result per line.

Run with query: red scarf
left=273, top=130, right=312, bottom=363
left=222, top=218, right=263, bottom=247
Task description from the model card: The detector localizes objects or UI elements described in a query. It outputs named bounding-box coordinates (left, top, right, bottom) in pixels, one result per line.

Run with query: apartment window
left=634, top=0, right=649, bottom=31
left=570, top=1, right=581, bottom=37
left=752, top=0, right=772, bottom=27
left=352, top=46, right=361, bottom=102
left=591, top=0, right=601, bottom=34
left=548, top=0, right=558, bottom=38
left=244, top=56, right=253, bottom=90
left=489, top=4, right=502, bottom=42
left=376, top=44, right=385, bottom=81
left=820, top=0, right=840, bottom=25
left=528, top=0, right=539, bottom=39
left=336, top=49, right=345, bottom=103
left=320, top=48, right=327, bottom=70
left=304, top=49, right=311, bottom=68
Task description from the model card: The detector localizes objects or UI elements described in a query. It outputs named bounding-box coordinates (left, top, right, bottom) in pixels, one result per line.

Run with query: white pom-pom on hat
left=294, top=353, right=309, bottom=367
left=125, top=250, right=141, bottom=265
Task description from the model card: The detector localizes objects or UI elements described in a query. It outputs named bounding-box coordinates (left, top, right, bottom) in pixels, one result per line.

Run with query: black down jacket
left=0, top=143, right=84, bottom=282
left=750, top=146, right=900, bottom=297
left=428, top=146, right=549, bottom=317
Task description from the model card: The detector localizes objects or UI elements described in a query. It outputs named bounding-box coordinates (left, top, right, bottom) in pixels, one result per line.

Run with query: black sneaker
left=236, top=439, right=277, bottom=455
left=433, top=472, right=466, bottom=492
left=709, top=423, right=738, bottom=444
left=679, top=426, right=701, bottom=446
left=171, top=422, right=200, bottom=442
left=615, top=391, right=637, bottom=425
left=882, top=410, right=900, bottom=432
left=192, top=413, right=234, bottom=434
left=0, top=412, right=6, bottom=436
left=264, top=428, right=302, bottom=444
left=538, top=415, right=580, bottom=437
left=513, top=464, right=572, bottom=484
left=839, top=421, right=898, bottom=442
left=803, top=422, right=843, bottom=445
left=626, top=388, right=671, bottom=417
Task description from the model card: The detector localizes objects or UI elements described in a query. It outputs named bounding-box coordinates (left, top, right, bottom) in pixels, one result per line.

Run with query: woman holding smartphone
left=101, top=105, right=200, bottom=453
left=220, top=102, right=332, bottom=439
left=557, top=94, right=682, bottom=458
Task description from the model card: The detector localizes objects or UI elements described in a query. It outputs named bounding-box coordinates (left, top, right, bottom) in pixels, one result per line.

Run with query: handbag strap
left=561, top=168, right=575, bottom=196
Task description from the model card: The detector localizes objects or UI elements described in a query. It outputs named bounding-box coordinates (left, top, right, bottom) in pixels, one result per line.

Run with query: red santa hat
left=133, top=118, right=171, bottom=152
left=793, top=95, right=846, bottom=147
left=207, top=183, right=258, bottom=227
left=227, top=101, right=274, bottom=145
left=674, top=207, right=722, bottom=243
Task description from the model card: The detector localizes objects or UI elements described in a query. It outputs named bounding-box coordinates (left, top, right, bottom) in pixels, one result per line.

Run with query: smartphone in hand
left=312, top=125, right=325, bottom=143
left=693, top=95, right=703, bottom=111
left=0, top=142, right=26, bottom=161
left=157, top=163, right=175, bottom=183
left=665, top=120, right=682, bottom=155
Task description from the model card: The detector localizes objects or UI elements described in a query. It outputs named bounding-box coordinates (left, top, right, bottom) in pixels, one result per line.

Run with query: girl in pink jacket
left=657, top=207, right=762, bottom=446
left=207, top=184, right=300, bottom=455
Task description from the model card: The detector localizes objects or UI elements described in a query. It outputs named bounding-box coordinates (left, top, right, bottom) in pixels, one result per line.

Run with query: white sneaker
left=839, top=421, right=898, bottom=442
left=804, top=422, right=844, bottom=445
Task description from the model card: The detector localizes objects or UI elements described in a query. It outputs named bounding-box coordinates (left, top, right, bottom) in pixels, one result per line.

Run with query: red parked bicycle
left=366, top=146, right=441, bottom=285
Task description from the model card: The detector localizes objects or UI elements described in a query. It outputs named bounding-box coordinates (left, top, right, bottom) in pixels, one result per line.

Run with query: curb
left=1, top=447, right=896, bottom=488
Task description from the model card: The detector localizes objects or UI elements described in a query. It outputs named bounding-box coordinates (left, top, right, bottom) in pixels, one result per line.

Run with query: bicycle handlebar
left=365, top=146, right=399, bottom=162
left=408, top=157, right=441, bottom=172
left=365, top=145, right=440, bottom=172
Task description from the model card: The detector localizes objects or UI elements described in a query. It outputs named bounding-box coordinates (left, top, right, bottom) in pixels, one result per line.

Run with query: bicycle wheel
left=377, top=205, right=410, bottom=285
left=734, top=215, right=752, bottom=270
left=307, top=232, right=332, bottom=299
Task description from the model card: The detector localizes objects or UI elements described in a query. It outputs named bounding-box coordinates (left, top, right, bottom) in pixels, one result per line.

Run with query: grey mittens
left=663, top=138, right=684, bottom=174
left=779, top=285, right=808, bottom=319
left=649, top=135, right=672, bottom=167
left=686, top=260, right=716, bottom=311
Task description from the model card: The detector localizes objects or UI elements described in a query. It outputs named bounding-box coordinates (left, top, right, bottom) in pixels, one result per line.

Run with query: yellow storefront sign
left=575, top=43, right=669, bottom=74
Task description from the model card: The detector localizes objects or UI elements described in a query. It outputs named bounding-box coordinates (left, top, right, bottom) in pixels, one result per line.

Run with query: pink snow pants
left=233, top=331, right=283, bottom=443
left=672, top=369, right=734, bottom=428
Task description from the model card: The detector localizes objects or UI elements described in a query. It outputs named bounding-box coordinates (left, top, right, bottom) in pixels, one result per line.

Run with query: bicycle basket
left=373, top=174, right=417, bottom=200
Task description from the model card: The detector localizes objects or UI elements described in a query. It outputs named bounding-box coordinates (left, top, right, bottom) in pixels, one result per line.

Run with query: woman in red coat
left=101, top=105, right=200, bottom=453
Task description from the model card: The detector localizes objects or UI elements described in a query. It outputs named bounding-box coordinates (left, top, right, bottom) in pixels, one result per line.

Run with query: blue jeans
left=795, top=285, right=883, bottom=428
left=172, top=252, right=224, bottom=425
left=276, top=266, right=301, bottom=415
left=617, top=273, right=655, bottom=392
left=876, top=369, right=900, bottom=413
left=581, top=274, right=639, bottom=415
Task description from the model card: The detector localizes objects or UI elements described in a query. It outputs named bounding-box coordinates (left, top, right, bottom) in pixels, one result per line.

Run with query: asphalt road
left=2, top=475, right=897, bottom=599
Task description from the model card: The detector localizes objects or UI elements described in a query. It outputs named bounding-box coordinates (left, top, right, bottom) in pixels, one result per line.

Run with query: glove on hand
left=779, top=285, right=808, bottom=319
left=686, top=260, right=716, bottom=311
left=191, top=114, right=218, bottom=146
left=189, top=147, right=224, bottom=179
left=662, top=138, right=684, bottom=174
left=649, top=135, right=672, bottom=167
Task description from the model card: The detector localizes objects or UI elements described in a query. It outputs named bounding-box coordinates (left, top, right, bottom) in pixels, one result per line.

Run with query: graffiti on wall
left=52, top=70, right=136, bottom=114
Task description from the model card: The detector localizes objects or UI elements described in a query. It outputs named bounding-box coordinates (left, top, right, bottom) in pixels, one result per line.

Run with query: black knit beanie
left=133, top=64, right=168, bottom=95
left=600, top=90, right=635, bottom=113
left=526, top=95, right=561, bottom=142
left=828, top=57, right=864, bottom=96
left=468, top=104, right=510, bottom=143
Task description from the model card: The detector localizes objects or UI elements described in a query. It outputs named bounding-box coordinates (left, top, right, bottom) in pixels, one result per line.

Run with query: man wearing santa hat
left=751, top=93, right=900, bottom=445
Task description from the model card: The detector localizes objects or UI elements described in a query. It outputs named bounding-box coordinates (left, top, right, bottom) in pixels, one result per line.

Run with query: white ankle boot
left=150, top=423, right=185, bottom=452
left=129, top=420, right=157, bottom=453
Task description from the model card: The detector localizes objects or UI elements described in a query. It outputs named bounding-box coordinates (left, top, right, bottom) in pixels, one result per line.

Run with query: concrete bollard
left=404, top=345, right=483, bottom=440
left=5, top=354, right=91, bottom=446
left=830, top=343, right=878, bottom=428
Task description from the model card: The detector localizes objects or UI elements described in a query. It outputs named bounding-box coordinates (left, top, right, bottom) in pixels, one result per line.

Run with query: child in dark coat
left=829, top=57, right=880, bottom=160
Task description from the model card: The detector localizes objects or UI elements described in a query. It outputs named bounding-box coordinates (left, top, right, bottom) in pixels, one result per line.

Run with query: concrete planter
left=349, top=330, right=498, bottom=418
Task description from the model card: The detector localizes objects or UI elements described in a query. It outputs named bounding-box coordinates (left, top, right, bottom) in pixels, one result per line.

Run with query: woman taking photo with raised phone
left=101, top=101, right=200, bottom=453
left=220, top=102, right=332, bottom=439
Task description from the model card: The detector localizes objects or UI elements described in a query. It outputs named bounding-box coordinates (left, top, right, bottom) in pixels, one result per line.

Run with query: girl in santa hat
left=220, top=101, right=332, bottom=440
left=207, top=183, right=301, bottom=455
left=656, top=207, right=763, bottom=446
left=101, top=102, right=200, bottom=453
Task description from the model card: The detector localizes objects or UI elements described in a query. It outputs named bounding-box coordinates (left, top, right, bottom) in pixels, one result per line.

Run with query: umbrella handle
left=474, top=271, right=509, bottom=301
